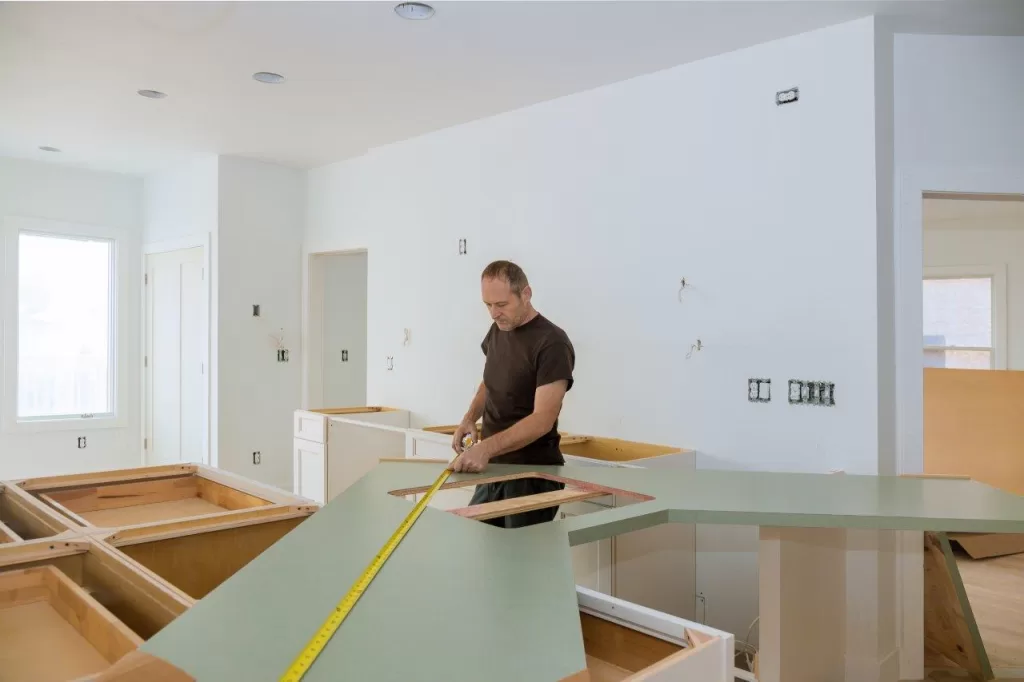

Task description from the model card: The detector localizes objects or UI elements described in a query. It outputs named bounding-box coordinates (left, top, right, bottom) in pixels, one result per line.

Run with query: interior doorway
left=144, top=244, right=209, bottom=466
left=307, top=250, right=368, bottom=409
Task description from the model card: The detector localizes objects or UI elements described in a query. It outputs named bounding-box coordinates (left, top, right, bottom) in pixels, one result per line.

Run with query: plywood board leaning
left=923, top=530, right=994, bottom=681
left=924, top=368, right=1024, bottom=497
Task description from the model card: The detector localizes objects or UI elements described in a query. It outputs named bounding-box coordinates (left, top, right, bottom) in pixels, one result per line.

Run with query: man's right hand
left=452, top=419, right=476, bottom=454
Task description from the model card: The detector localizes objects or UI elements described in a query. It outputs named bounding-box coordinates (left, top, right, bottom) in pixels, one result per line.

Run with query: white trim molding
left=140, top=232, right=213, bottom=468
left=894, top=163, right=1024, bottom=681
left=2, top=215, right=131, bottom=434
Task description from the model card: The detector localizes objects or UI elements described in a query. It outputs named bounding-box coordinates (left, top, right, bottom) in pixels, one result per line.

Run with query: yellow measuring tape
left=278, top=463, right=456, bottom=681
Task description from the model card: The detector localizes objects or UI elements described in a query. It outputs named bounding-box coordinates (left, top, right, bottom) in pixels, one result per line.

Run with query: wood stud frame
left=0, top=463, right=319, bottom=682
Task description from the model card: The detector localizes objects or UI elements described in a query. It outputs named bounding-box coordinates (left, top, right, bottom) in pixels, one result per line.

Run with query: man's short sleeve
left=536, top=341, right=574, bottom=392
left=481, top=325, right=493, bottom=356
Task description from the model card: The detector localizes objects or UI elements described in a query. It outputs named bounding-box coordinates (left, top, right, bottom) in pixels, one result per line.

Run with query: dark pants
left=468, top=477, right=566, bottom=528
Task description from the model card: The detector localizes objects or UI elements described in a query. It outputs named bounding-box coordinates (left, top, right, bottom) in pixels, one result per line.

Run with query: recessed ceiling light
left=394, top=2, right=434, bottom=20
left=253, top=71, right=285, bottom=84
left=138, top=89, right=167, bottom=99
left=39, top=146, right=61, bottom=152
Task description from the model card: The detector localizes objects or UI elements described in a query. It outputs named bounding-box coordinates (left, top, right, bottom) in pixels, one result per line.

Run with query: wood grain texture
left=194, top=477, right=269, bottom=510
left=923, top=531, right=993, bottom=680
left=579, top=612, right=680, bottom=672
left=956, top=551, right=1024, bottom=668
left=1, top=484, right=75, bottom=539
left=92, top=650, right=195, bottom=681
left=119, top=517, right=306, bottom=599
left=0, top=565, right=143, bottom=680
left=46, top=477, right=199, bottom=514
left=451, top=487, right=607, bottom=521
left=949, top=532, right=1024, bottom=560
left=924, top=368, right=1024, bottom=496
left=16, top=465, right=197, bottom=492
left=0, top=518, right=19, bottom=543
left=79, top=498, right=227, bottom=528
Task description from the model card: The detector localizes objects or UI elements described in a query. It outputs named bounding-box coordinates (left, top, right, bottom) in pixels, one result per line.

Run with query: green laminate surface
left=140, top=462, right=1024, bottom=681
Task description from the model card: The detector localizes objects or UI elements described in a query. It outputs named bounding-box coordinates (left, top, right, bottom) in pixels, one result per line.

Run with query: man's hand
left=452, top=419, right=476, bottom=454
left=450, top=442, right=491, bottom=473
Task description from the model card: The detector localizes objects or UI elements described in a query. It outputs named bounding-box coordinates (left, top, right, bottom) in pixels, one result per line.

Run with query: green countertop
left=140, top=462, right=1024, bottom=681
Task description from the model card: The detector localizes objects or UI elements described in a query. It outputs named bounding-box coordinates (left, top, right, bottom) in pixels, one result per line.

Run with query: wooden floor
left=956, top=552, right=1024, bottom=668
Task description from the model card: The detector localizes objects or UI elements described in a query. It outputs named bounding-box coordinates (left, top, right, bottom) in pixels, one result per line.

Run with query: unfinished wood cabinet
left=0, top=539, right=192, bottom=682
left=105, top=506, right=315, bottom=600
left=574, top=586, right=734, bottom=682
left=292, top=406, right=410, bottom=503
left=15, top=464, right=305, bottom=533
left=0, top=483, right=76, bottom=543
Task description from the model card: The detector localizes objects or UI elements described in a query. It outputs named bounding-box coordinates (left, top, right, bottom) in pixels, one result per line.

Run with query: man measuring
left=450, top=260, right=576, bottom=528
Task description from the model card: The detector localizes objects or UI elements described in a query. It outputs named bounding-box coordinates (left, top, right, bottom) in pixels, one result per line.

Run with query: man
left=450, top=260, right=575, bottom=528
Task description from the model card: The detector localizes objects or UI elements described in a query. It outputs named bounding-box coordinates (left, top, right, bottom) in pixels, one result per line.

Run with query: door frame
left=894, top=163, right=1024, bottom=679
left=141, top=233, right=213, bottom=468
left=301, top=247, right=368, bottom=410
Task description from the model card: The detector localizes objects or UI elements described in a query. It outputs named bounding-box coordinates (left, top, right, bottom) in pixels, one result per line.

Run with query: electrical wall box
left=788, top=380, right=835, bottom=406
left=748, top=378, right=771, bottom=403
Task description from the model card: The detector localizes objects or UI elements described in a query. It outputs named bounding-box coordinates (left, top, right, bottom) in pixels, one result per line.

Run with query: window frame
left=922, top=263, right=1008, bottom=370
left=2, top=215, right=129, bottom=432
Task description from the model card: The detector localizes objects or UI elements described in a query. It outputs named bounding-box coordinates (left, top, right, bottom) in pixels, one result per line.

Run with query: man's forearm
left=479, top=413, right=553, bottom=460
left=462, top=382, right=486, bottom=424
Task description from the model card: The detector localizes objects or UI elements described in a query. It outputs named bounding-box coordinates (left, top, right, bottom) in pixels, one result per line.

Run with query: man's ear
left=521, top=284, right=533, bottom=304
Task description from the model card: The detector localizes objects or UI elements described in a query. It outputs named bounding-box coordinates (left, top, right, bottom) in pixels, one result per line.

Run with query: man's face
left=482, top=276, right=530, bottom=331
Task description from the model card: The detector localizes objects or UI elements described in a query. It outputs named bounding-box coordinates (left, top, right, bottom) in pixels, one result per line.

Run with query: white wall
left=307, top=17, right=881, bottom=475
left=306, top=16, right=884, bottom=641
left=0, top=156, right=142, bottom=478
left=217, top=156, right=304, bottom=490
left=895, top=34, right=1024, bottom=170
left=143, top=156, right=219, bottom=246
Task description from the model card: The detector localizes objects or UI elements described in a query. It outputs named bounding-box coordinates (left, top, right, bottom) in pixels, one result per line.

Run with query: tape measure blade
left=278, top=466, right=452, bottom=681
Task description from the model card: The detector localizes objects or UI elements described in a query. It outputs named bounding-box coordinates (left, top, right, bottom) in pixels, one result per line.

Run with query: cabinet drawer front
left=411, top=436, right=453, bottom=461
left=293, top=439, right=326, bottom=504
left=294, top=411, right=326, bottom=443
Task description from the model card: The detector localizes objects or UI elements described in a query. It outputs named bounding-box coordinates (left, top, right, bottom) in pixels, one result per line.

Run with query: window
left=3, top=217, right=125, bottom=431
left=923, top=265, right=1006, bottom=370
left=18, top=232, right=114, bottom=419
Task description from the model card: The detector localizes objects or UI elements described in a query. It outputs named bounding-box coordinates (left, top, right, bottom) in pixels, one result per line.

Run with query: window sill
left=1, top=415, right=127, bottom=434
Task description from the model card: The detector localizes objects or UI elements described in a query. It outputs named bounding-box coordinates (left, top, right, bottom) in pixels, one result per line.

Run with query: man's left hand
left=450, top=442, right=491, bottom=473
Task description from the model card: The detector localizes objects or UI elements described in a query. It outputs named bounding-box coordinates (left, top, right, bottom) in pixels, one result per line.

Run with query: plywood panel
left=923, top=531, right=992, bottom=679
left=119, top=517, right=306, bottom=599
left=924, top=368, right=1024, bottom=496
left=956, top=551, right=1024, bottom=668
left=80, top=498, right=227, bottom=527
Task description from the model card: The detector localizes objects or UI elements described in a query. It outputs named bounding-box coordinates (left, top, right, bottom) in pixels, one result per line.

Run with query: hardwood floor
left=956, top=552, right=1024, bottom=668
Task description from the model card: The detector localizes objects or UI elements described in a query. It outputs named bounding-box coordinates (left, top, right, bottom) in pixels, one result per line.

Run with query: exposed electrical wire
left=678, top=277, right=687, bottom=302
left=686, top=338, right=703, bottom=359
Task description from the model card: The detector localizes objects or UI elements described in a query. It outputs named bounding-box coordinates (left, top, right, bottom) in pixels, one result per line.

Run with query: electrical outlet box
left=748, top=378, right=771, bottom=403
left=341, top=350, right=348, bottom=362
left=77, top=436, right=86, bottom=449
left=252, top=304, right=260, bottom=317
left=788, top=380, right=835, bottom=406
left=776, top=86, right=799, bottom=106
left=277, top=349, right=289, bottom=362
left=252, top=451, right=261, bottom=465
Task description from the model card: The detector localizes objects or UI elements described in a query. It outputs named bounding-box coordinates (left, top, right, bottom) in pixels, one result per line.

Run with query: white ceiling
left=2, top=0, right=1023, bottom=176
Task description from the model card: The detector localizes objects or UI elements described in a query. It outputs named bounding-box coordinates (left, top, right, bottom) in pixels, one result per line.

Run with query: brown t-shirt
left=480, top=313, right=575, bottom=465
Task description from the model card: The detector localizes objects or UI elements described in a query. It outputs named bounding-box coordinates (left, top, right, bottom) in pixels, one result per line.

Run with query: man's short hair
left=481, top=260, right=529, bottom=295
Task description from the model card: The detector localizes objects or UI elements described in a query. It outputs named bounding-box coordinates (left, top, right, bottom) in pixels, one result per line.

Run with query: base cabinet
left=292, top=406, right=410, bottom=504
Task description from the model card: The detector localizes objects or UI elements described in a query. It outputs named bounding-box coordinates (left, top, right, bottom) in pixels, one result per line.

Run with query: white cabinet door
left=293, top=439, right=326, bottom=504
left=561, top=502, right=613, bottom=594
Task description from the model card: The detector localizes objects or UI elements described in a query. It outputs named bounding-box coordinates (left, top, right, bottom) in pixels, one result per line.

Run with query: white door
left=145, top=247, right=206, bottom=465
